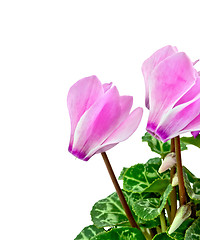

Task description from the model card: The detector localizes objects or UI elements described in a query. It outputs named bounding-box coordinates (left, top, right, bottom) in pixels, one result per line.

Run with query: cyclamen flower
left=67, top=75, right=143, bottom=161
left=142, top=45, right=200, bottom=142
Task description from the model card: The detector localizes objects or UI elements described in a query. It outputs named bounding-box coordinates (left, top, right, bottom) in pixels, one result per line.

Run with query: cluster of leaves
left=74, top=133, right=200, bottom=240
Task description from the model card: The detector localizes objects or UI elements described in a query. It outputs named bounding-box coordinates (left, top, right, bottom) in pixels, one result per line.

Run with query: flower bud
left=168, top=203, right=192, bottom=234
left=172, top=172, right=178, bottom=187
left=158, top=152, right=176, bottom=173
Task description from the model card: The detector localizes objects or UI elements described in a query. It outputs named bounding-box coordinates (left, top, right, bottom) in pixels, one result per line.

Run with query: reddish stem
left=174, top=136, right=187, bottom=206
left=101, top=152, right=139, bottom=229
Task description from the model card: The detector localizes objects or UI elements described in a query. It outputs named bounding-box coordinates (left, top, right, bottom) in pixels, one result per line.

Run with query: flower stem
left=160, top=211, right=167, bottom=232
left=170, top=138, right=177, bottom=223
left=171, top=138, right=175, bottom=152
left=156, top=226, right=161, bottom=234
left=174, top=136, right=187, bottom=206
left=165, top=202, right=171, bottom=224
left=101, top=152, right=139, bottom=229
left=142, top=229, right=152, bottom=240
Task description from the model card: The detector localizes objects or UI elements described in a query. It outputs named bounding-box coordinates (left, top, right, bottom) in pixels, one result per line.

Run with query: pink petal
left=181, top=114, right=200, bottom=133
left=67, top=75, right=104, bottom=149
left=83, top=96, right=134, bottom=158
left=147, top=52, right=196, bottom=135
left=193, top=59, right=199, bottom=65
left=142, top=45, right=178, bottom=109
left=71, top=87, right=122, bottom=160
left=93, top=143, right=118, bottom=155
left=118, top=95, right=133, bottom=123
left=87, top=107, right=143, bottom=157
left=191, top=131, right=200, bottom=138
left=102, top=82, right=112, bottom=92
left=174, top=77, right=200, bottom=107
left=103, top=107, right=143, bottom=144
left=155, top=97, right=200, bottom=142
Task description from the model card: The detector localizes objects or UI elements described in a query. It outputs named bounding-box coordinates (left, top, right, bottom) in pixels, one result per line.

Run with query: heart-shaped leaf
left=185, top=217, right=200, bottom=240
left=123, top=158, right=170, bottom=194
left=183, top=166, right=198, bottom=183
left=118, top=167, right=128, bottom=180
left=183, top=170, right=200, bottom=201
left=181, top=135, right=200, bottom=148
left=142, top=132, right=187, bottom=158
left=132, top=184, right=173, bottom=221
left=74, top=225, right=105, bottom=240
left=91, top=191, right=139, bottom=228
left=91, top=227, right=145, bottom=240
left=91, top=191, right=160, bottom=229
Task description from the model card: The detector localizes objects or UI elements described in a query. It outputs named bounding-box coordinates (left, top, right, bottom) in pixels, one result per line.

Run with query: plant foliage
left=74, top=133, right=200, bottom=239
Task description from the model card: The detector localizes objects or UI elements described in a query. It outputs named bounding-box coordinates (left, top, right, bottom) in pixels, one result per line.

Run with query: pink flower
left=142, top=45, right=200, bottom=142
left=67, top=75, right=143, bottom=161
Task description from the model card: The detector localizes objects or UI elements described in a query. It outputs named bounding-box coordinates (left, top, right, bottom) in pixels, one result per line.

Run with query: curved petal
left=86, top=107, right=143, bottom=157
left=83, top=96, right=134, bottom=159
left=93, top=143, right=118, bottom=155
left=67, top=75, right=104, bottom=149
left=193, top=59, right=199, bottom=65
left=181, top=114, right=200, bottom=133
left=142, top=45, right=178, bottom=109
left=71, top=87, right=122, bottom=160
left=118, top=95, right=133, bottom=123
left=174, top=77, right=200, bottom=107
left=147, top=52, right=196, bottom=134
left=102, top=82, right=112, bottom=92
left=154, top=97, right=200, bottom=142
left=103, top=107, right=143, bottom=144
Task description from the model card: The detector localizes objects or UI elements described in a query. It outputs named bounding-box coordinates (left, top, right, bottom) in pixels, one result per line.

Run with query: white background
left=1, top=0, right=200, bottom=239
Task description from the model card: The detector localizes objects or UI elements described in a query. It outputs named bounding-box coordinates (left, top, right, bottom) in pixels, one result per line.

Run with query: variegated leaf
left=91, top=191, right=160, bottom=229
left=75, top=225, right=105, bottom=240
left=185, top=217, right=200, bottom=240
left=132, top=184, right=173, bottom=221
left=123, top=158, right=170, bottom=194
left=91, top=227, right=145, bottom=240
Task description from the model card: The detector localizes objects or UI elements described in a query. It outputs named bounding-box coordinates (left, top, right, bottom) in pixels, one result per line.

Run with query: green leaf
left=139, top=216, right=161, bottom=229
left=132, top=184, right=173, bottom=221
left=74, top=225, right=105, bottom=240
left=152, top=233, right=174, bottom=240
left=168, top=218, right=194, bottom=240
left=91, top=191, right=140, bottom=228
left=118, top=168, right=128, bottom=180
left=123, top=158, right=170, bottom=194
left=183, top=166, right=198, bottom=183
left=180, top=141, right=188, bottom=151
left=142, top=132, right=187, bottom=158
left=144, top=179, right=171, bottom=193
left=142, top=132, right=164, bottom=155
left=91, top=191, right=160, bottom=229
left=91, top=227, right=145, bottom=240
left=181, top=135, right=200, bottom=148
left=183, top=170, right=200, bottom=201
left=193, top=181, right=200, bottom=194
left=185, top=217, right=200, bottom=240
